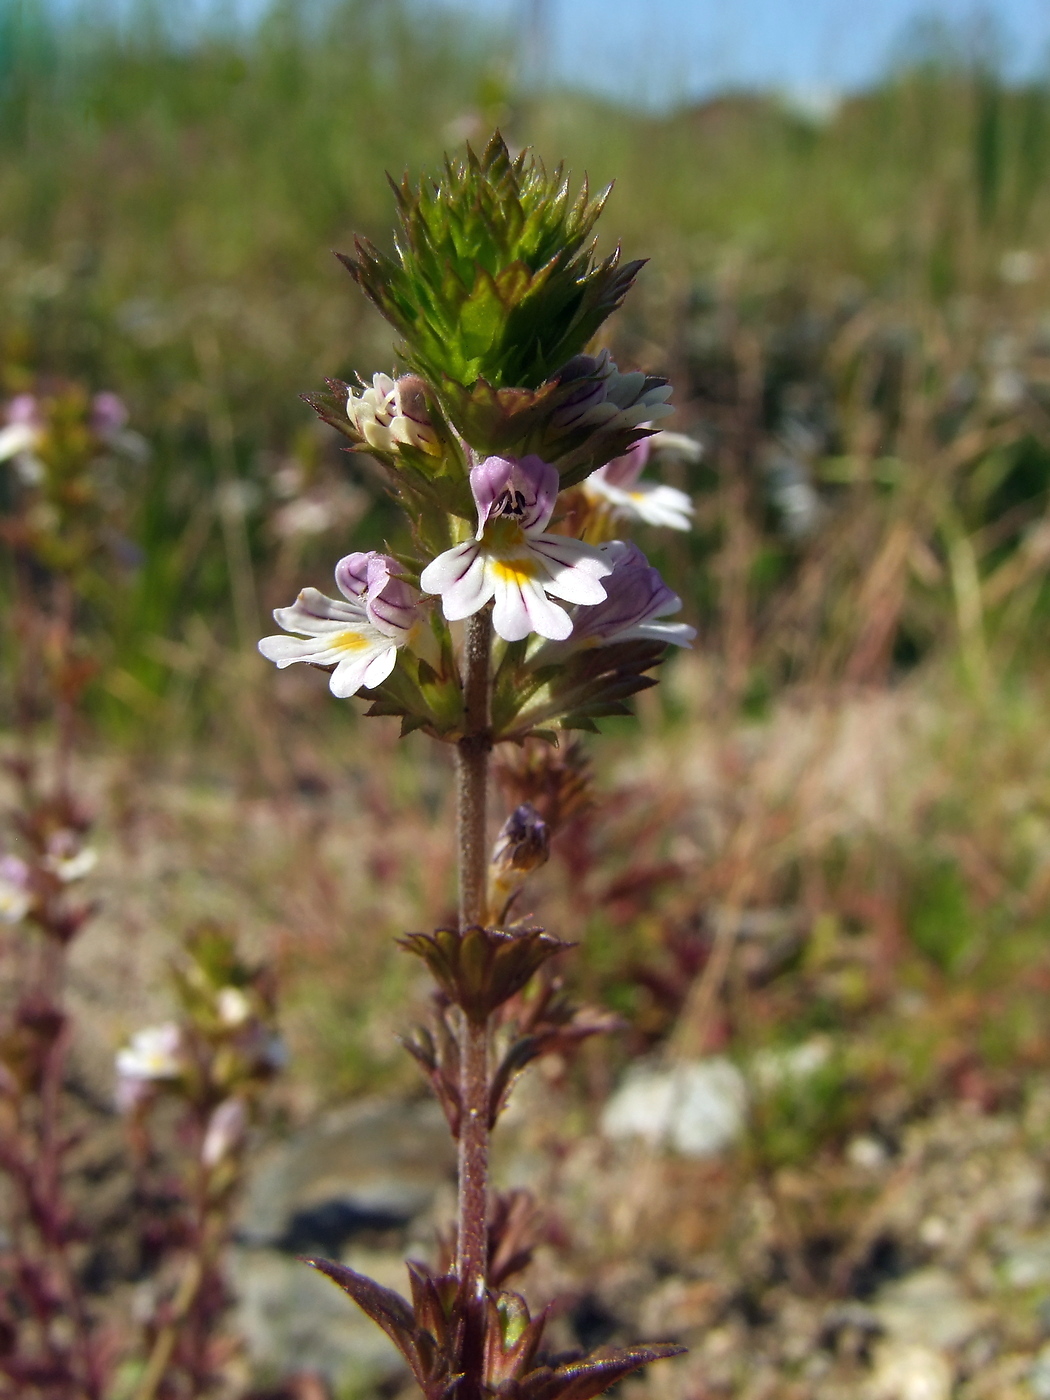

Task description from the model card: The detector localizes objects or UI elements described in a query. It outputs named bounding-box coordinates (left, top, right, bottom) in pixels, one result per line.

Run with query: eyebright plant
left=115, top=924, right=285, bottom=1400
left=0, top=384, right=141, bottom=1400
left=0, top=386, right=282, bottom=1400
left=259, top=134, right=695, bottom=1400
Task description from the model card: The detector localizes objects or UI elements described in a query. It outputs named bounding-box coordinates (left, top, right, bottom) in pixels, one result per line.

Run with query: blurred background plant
left=6, top=0, right=1050, bottom=1397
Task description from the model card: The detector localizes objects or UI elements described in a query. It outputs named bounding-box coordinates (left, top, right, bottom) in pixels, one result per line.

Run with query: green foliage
left=907, top=856, right=979, bottom=972
left=747, top=1052, right=857, bottom=1172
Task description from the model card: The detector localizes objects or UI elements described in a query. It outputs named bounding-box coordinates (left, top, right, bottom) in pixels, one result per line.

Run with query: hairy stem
left=455, top=610, right=493, bottom=1388
left=456, top=611, right=492, bottom=930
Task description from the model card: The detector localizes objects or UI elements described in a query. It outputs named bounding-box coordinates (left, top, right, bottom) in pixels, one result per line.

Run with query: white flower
left=0, top=395, right=45, bottom=484
left=420, top=454, right=611, bottom=643
left=259, top=551, right=426, bottom=698
left=216, top=986, right=252, bottom=1027
left=581, top=433, right=694, bottom=534
left=43, top=846, right=98, bottom=883
left=0, top=421, right=40, bottom=461
left=116, top=1023, right=184, bottom=1083
left=347, top=373, right=439, bottom=455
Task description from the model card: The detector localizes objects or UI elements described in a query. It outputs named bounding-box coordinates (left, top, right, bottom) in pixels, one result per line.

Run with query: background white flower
left=582, top=432, right=695, bottom=534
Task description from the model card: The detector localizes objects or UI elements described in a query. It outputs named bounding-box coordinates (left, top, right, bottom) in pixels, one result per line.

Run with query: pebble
left=867, top=1341, right=953, bottom=1400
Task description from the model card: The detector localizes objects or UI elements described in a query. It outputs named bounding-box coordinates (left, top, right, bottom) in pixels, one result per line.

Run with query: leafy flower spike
left=420, top=454, right=611, bottom=642
left=533, top=540, right=696, bottom=660
left=581, top=434, right=694, bottom=534
left=259, top=551, right=425, bottom=697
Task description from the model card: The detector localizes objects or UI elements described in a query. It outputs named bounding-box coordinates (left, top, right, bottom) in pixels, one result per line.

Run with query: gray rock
left=872, top=1268, right=993, bottom=1351
left=999, top=1233, right=1050, bottom=1288
left=231, top=1096, right=457, bottom=1388
left=232, top=1247, right=406, bottom=1390
left=237, top=1096, right=456, bottom=1248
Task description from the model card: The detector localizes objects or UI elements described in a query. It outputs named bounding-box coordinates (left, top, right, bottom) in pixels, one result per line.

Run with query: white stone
left=848, top=1135, right=889, bottom=1170
left=751, top=1036, right=831, bottom=1090
left=600, top=1058, right=747, bottom=1158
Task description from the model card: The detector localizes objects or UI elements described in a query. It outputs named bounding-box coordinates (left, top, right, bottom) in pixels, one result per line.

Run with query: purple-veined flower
left=259, top=551, right=428, bottom=698
left=202, top=1097, right=249, bottom=1168
left=551, top=350, right=674, bottom=433
left=347, top=372, right=439, bottom=455
left=581, top=433, right=695, bottom=535
left=531, top=541, right=696, bottom=662
left=488, top=803, right=550, bottom=922
left=0, top=855, right=32, bottom=924
left=420, top=455, right=611, bottom=642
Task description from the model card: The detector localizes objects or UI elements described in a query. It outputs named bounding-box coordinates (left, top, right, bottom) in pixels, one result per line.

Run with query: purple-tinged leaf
left=512, top=1344, right=686, bottom=1400
left=303, top=1257, right=417, bottom=1365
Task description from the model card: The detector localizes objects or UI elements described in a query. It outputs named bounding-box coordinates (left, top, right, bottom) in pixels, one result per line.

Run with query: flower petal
left=529, top=535, right=611, bottom=605
left=470, top=454, right=560, bottom=536
left=0, top=422, right=39, bottom=462
left=421, top=543, right=494, bottom=621
left=492, top=576, right=572, bottom=642
left=361, top=644, right=399, bottom=689
left=329, top=637, right=398, bottom=697
left=258, top=634, right=336, bottom=667
left=273, top=588, right=366, bottom=634
left=625, top=482, right=694, bottom=530
left=259, top=625, right=392, bottom=678
left=623, top=619, right=696, bottom=647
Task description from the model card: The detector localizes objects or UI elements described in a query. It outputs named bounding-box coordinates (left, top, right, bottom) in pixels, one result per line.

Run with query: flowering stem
left=456, top=609, right=492, bottom=929
left=455, top=610, right=493, bottom=1390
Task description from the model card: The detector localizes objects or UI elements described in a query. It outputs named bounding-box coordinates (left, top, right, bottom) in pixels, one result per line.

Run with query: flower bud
left=487, top=803, right=550, bottom=923
left=201, top=1096, right=248, bottom=1168
left=347, top=373, right=440, bottom=456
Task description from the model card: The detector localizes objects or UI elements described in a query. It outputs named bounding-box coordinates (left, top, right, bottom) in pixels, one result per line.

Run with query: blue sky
left=424, top=0, right=1050, bottom=108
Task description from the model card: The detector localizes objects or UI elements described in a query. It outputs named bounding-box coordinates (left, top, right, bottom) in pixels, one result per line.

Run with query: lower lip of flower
left=332, top=630, right=372, bottom=653
left=491, top=555, right=542, bottom=585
